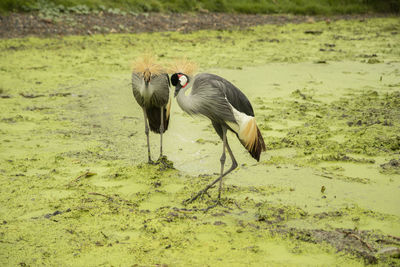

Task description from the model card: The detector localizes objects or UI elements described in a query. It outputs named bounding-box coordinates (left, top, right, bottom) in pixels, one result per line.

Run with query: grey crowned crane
left=131, top=55, right=171, bottom=163
left=170, top=62, right=266, bottom=204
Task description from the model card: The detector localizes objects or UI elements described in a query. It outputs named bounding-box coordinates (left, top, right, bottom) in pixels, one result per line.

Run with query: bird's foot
left=147, top=158, right=156, bottom=165
left=183, top=189, right=212, bottom=205
left=183, top=192, right=203, bottom=205
left=157, top=155, right=167, bottom=163
left=198, top=199, right=232, bottom=212
left=156, top=155, right=174, bottom=170
left=202, top=199, right=223, bottom=212
left=179, top=198, right=222, bottom=212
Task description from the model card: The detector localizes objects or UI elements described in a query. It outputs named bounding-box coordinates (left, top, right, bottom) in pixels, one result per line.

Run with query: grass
left=0, top=0, right=399, bottom=14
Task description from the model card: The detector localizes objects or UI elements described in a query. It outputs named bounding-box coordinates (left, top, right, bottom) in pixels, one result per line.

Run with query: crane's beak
left=143, top=70, right=151, bottom=85
left=144, top=76, right=150, bottom=86
left=174, top=84, right=182, bottom=97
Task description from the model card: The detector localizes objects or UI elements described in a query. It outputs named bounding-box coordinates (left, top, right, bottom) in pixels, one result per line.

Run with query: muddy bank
left=0, top=12, right=391, bottom=38
left=1, top=17, right=399, bottom=265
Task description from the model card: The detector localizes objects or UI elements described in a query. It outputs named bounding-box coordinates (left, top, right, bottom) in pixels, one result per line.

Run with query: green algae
left=1, top=17, right=400, bottom=266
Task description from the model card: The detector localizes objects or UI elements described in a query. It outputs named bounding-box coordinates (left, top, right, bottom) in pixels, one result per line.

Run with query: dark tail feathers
left=146, top=106, right=169, bottom=133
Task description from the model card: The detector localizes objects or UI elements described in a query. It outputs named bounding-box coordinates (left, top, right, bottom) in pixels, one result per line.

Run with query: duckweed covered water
left=1, top=17, right=399, bottom=266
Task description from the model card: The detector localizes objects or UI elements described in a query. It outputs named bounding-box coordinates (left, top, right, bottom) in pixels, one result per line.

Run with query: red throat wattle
left=178, top=74, right=188, bottom=88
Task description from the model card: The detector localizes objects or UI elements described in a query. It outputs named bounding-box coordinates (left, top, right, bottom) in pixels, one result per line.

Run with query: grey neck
left=176, top=78, right=197, bottom=115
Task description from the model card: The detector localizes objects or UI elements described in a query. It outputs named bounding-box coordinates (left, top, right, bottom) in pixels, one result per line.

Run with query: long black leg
left=142, top=108, right=152, bottom=164
left=184, top=126, right=238, bottom=204
left=225, top=138, right=238, bottom=177
left=159, top=106, right=164, bottom=158
left=218, top=126, right=227, bottom=199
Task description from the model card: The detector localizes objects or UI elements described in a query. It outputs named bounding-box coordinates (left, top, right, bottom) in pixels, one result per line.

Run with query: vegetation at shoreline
left=1, top=0, right=399, bottom=15
left=1, top=7, right=400, bottom=264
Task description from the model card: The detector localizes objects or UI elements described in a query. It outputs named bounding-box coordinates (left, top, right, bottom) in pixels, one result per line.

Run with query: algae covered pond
left=1, top=17, right=400, bottom=266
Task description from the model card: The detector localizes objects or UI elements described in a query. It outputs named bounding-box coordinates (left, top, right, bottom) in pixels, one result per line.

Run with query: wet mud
left=1, top=17, right=399, bottom=266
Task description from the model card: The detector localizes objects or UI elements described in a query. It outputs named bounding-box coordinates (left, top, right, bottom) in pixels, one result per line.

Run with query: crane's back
left=186, top=73, right=266, bottom=161
left=192, top=73, right=254, bottom=117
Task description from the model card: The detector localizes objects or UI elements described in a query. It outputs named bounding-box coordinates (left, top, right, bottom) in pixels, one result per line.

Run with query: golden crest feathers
left=132, top=54, right=163, bottom=75
left=168, top=58, right=197, bottom=76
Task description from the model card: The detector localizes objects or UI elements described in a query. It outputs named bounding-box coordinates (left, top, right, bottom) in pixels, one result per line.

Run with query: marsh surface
left=0, top=17, right=399, bottom=266
left=0, top=12, right=388, bottom=38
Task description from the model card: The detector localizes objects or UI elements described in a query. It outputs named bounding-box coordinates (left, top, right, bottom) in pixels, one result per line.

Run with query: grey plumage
left=179, top=73, right=254, bottom=122
left=176, top=73, right=235, bottom=124
left=132, top=70, right=171, bottom=162
left=132, top=73, right=170, bottom=110
left=197, top=73, right=255, bottom=116
left=171, top=72, right=266, bottom=204
left=132, top=72, right=171, bottom=133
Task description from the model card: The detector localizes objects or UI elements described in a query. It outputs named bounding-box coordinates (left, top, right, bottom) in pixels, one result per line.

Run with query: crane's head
left=143, top=69, right=151, bottom=85
left=132, top=54, right=162, bottom=85
left=171, top=73, right=189, bottom=97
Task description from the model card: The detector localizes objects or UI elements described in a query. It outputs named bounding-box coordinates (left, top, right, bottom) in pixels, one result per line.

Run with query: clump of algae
left=1, top=17, right=400, bottom=266
left=257, top=89, right=400, bottom=160
left=256, top=202, right=307, bottom=225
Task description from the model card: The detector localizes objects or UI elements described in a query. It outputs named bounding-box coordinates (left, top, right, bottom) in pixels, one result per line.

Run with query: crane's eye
left=179, top=75, right=187, bottom=86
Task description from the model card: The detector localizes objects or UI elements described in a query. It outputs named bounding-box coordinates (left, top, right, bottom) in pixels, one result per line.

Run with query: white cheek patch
left=179, top=76, right=188, bottom=86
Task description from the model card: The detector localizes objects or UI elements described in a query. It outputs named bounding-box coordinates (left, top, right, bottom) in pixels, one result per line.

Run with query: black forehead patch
left=171, top=73, right=180, bottom=86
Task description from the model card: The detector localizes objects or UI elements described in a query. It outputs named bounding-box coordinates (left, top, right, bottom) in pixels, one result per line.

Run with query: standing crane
left=132, top=55, right=171, bottom=163
left=170, top=63, right=266, bottom=204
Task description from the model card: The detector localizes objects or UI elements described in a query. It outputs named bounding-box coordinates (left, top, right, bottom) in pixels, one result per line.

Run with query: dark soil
left=381, top=158, right=400, bottom=174
left=272, top=227, right=400, bottom=264
left=0, top=12, right=389, bottom=38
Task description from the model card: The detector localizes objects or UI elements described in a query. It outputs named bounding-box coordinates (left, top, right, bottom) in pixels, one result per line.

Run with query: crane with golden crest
left=169, top=59, right=266, bottom=204
left=131, top=55, right=171, bottom=163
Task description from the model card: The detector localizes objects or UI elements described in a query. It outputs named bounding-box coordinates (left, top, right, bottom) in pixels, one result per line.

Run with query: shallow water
left=1, top=17, right=400, bottom=266
left=164, top=62, right=400, bottom=221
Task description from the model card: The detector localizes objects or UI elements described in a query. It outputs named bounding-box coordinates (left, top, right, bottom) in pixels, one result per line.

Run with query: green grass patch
left=1, top=0, right=399, bottom=14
